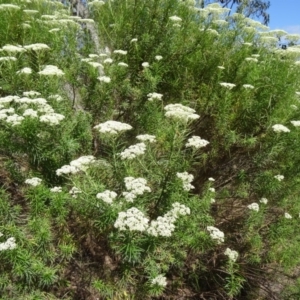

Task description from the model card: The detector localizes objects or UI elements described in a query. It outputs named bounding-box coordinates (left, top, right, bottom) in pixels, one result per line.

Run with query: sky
left=268, top=0, right=300, bottom=34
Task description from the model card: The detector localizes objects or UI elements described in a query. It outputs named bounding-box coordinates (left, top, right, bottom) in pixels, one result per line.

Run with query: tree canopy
left=204, top=0, right=270, bottom=24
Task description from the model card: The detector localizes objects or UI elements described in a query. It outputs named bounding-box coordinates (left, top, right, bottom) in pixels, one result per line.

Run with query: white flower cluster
left=69, top=186, right=82, bottom=198
left=176, top=172, right=194, bottom=191
left=147, top=202, right=190, bottom=237
left=274, top=174, right=284, bottom=181
left=17, top=67, right=32, bottom=75
left=1, top=44, right=24, bottom=53
left=48, top=94, right=63, bottom=101
left=5, top=114, right=24, bottom=126
left=284, top=212, right=292, bottom=219
left=94, top=120, right=132, bottom=135
left=24, top=43, right=50, bottom=51
left=25, top=177, right=42, bottom=186
left=245, top=57, right=258, bottom=62
left=88, top=62, right=103, bottom=68
left=0, top=56, right=17, bottom=62
left=136, top=134, right=156, bottom=143
left=23, top=91, right=41, bottom=97
left=38, top=65, right=65, bottom=76
left=56, top=156, right=95, bottom=176
left=0, top=4, right=20, bottom=10
left=260, top=198, right=268, bottom=204
left=155, top=55, right=163, bottom=61
left=219, top=82, right=236, bottom=89
left=0, top=237, right=17, bottom=251
left=114, top=207, right=149, bottom=231
left=185, top=136, right=209, bottom=149
left=119, top=142, right=146, bottom=160
left=122, top=177, right=151, bottom=202
left=50, top=186, right=62, bottom=193
left=151, top=275, right=167, bottom=287
left=113, top=50, right=127, bottom=55
left=147, top=216, right=175, bottom=237
left=224, top=248, right=239, bottom=262
left=118, top=62, right=128, bottom=67
left=164, top=104, right=199, bottom=122
left=39, top=113, right=65, bottom=125
left=96, top=190, right=117, bottom=204
left=142, top=62, right=150, bottom=68
left=272, top=124, right=290, bottom=133
left=169, top=15, right=182, bottom=22
left=147, top=92, right=163, bottom=101
left=243, top=84, right=254, bottom=89
left=207, top=226, right=224, bottom=243
left=291, top=120, right=300, bottom=127
left=103, top=58, right=113, bottom=64
left=247, top=202, right=259, bottom=212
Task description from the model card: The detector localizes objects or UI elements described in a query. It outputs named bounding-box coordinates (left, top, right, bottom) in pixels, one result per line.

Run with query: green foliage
left=1, top=0, right=300, bottom=299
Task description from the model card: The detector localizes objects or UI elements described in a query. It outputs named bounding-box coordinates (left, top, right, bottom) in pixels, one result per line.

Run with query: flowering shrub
left=1, top=0, right=300, bottom=299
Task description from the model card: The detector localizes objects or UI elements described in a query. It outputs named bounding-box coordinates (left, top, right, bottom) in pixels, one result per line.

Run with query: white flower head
left=224, top=248, right=239, bottom=262
left=208, top=177, right=215, bottom=182
left=17, top=67, right=32, bottom=75
left=147, top=92, right=163, bottom=101
left=176, top=172, right=194, bottom=191
left=2, top=44, right=25, bottom=53
left=118, top=62, right=128, bottom=67
left=274, top=174, right=284, bottom=181
left=243, top=84, right=254, bottom=89
left=114, top=207, right=149, bottom=231
left=25, top=177, right=42, bottom=187
left=0, top=237, right=17, bottom=251
left=23, top=109, right=38, bottom=118
left=186, top=136, right=209, bottom=149
left=247, top=202, right=259, bottom=212
left=284, top=212, right=292, bottom=219
left=136, top=134, right=156, bottom=143
left=164, top=103, right=199, bottom=122
left=209, top=187, right=215, bottom=192
left=39, top=113, right=65, bottom=125
left=113, top=50, right=127, bottom=55
left=69, top=186, right=82, bottom=198
left=220, top=82, right=236, bottom=89
left=151, top=275, right=167, bottom=287
left=122, top=191, right=137, bottom=203
left=124, top=177, right=151, bottom=195
left=24, top=43, right=50, bottom=51
left=260, top=198, right=268, bottom=204
left=94, top=120, right=132, bottom=135
left=103, top=58, right=113, bottom=64
left=291, top=120, right=300, bottom=127
left=169, top=15, right=182, bottom=22
left=207, top=226, right=224, bottom=243
left=245, top=57, right=258, bottom=62
left=272, top=124, right=290, bottom=133
left=119, top=142, right=146, bottom=160
left=23, top=91, right=41, bottom=97
left=96, top=190, right=117, bottom=204
left=155, top=55, right=163, bottom=61
left=50, top=186, right=62, bottom=193
left=130, top=38, right=138, bottom=43
left=98, top=76, right=111, bottom=83
left=142, top=62, right=149, bottom=68
left=38, top=65, right=64, bottom=76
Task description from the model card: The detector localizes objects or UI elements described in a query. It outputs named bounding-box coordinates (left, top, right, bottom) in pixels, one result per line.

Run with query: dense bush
left=1, top=0, right=300, bottom=299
